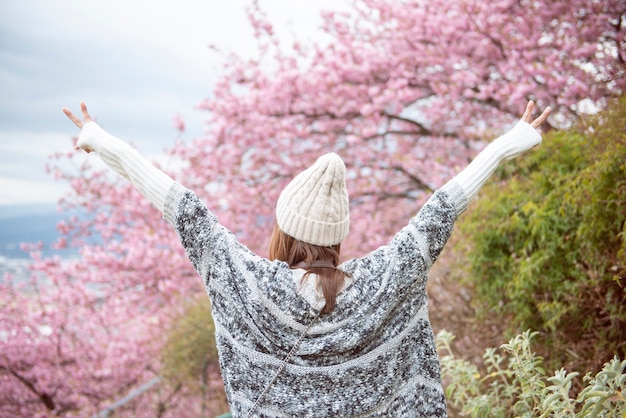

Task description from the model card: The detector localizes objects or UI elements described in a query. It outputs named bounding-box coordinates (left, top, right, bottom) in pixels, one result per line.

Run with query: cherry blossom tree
left=189, top=0, right=625, bottom=255
left=1, top=0, right=624, bottom=415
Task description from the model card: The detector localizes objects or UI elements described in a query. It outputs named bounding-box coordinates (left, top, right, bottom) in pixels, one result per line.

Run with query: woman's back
left=62, top=100, right=549, bottom=417
left=166, top=180, right=462, bottom=416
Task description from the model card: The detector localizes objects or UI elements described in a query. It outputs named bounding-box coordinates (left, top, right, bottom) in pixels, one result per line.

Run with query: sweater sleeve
left=77, top=122, right=175, bottom=212
left=344, top=122, right=541, bottom=304
left=163, top=184, right=302, bottom=327
left=343, top=181, right=464, bottom=307
left=451, top=120, right=541, bottom=212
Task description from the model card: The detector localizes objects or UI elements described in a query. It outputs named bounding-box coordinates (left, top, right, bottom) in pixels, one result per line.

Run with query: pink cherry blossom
left=173, top=114, right=186, bottom=133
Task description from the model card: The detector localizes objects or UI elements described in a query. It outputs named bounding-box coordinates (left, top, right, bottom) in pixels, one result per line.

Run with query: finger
left=521, top=100, right=534, bottom=123
left=74, top=143, right=92, bottom=153
left=62, top=106, right=83, bottom=128
left=80, top=101, right=93, bottom=123
left=531, top=106, right=551, bottom=129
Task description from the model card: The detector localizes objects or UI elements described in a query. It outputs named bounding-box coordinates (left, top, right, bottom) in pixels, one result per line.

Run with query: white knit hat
left=276, top=153, right=350, bottom=246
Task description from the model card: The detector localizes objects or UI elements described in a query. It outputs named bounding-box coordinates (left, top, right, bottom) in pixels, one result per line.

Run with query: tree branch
left=3, top=366, right=56, bottom=411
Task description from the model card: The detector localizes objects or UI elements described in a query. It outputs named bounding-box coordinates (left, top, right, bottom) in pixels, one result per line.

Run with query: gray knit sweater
left=164, top=180, right=464, bottom=417
left=76, top=120, right=541, bottom=417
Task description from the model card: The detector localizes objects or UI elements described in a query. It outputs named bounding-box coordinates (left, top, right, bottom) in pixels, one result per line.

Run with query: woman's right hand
left=521, top=100, right=551, bottom=131
left=62, top=101, right=94, bottom=153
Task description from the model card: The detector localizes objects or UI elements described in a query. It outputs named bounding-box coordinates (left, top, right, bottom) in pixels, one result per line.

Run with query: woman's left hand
left=62, top=101, right=94, bottom=153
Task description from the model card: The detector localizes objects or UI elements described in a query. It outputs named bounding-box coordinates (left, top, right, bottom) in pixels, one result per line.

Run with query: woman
left=63, top=100, right=550, bottom=417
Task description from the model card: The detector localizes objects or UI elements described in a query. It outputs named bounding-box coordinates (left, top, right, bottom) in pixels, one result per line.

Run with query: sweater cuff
left=163, top=182, right=187, bottom=225
left=440, top=179, right=469, bottom=217
left=77, top=121, right=107, bottom=153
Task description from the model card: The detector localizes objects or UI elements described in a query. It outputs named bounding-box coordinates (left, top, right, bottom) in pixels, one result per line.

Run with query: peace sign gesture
left=521, top=100, right=551, bottom=130
left=62, top=101, right=95, bottom=152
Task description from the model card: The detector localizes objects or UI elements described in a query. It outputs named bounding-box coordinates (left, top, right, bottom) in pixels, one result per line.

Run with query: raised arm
left=62, top=102, right=175, bottom=212
left=345, top=101, right=551, bottom=302
left=452, top=100, right=551, bottom=210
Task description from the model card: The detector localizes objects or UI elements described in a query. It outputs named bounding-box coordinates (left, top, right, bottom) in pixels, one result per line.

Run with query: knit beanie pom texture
left=276, top=153, right=350, bottom=247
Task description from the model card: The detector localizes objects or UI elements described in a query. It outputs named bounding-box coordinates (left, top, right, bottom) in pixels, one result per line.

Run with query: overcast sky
left=0, top=0, right=346, bottom=208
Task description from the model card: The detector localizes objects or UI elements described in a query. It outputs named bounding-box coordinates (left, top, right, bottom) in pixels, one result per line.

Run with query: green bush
left=456, top=98, right=626, bottom=371
left=161, top=296, right=219, bottom=394
left=437, top=329, right=626, bottom=417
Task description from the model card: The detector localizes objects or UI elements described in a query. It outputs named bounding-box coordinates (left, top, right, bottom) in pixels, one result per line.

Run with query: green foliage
left=456, top=98, right=626, bottom=370
left=161, top=296, right=219, bottom=394
left=437, top=330, right=626, bottom=417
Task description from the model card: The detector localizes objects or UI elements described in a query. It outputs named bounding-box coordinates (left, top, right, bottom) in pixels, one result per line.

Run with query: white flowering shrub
left=437, top=330, right=625, bottom=417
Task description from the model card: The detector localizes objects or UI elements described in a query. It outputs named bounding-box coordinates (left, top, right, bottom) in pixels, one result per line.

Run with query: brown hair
left=269, top=225, right=348, bottom=314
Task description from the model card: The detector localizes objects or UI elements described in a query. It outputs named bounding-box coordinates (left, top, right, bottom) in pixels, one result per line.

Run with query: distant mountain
left=0, top=204, right=58, bottom=219
left=0, top=205, right=73, bottom=258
